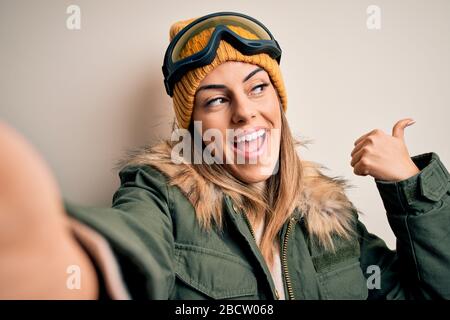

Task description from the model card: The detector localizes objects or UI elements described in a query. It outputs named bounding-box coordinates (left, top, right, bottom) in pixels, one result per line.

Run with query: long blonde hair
left=180, top=109, right=303, bottom=267
left=120, top=109, right=356, bottom=269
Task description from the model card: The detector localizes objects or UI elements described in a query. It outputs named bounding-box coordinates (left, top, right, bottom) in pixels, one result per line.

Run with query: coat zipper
left=282, top=217, right=296, bottom=300
left=240, top=208, right=297, bottom=300
left=240, top=210, right=282, bottom=299
left=241, top=210, right=256, bottom=242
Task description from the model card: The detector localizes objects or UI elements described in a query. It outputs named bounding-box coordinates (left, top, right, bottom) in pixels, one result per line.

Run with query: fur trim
left=117, top=141, right=358, bottom=246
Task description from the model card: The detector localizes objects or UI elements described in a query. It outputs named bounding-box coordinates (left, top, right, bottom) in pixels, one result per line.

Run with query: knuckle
left=360, top=157, right=370, bottom=167
left=362, top=146, right=372, bottom=154
left=366, top=136, right=376, bottom=145
left=373, top=129, right=382, bottom=136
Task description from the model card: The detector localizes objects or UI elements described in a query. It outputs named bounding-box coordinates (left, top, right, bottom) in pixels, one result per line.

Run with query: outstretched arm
left=0, top=122, right=98, bottom=299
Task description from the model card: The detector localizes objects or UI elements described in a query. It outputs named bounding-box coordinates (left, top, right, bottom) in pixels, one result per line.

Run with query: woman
left=0, top=11, right=449, bottom=300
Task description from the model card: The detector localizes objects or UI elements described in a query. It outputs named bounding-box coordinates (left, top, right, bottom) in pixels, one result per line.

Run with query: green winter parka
left=64, top=143, right=450, bottom=300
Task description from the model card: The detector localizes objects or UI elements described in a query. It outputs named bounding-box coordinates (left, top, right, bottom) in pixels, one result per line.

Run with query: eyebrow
left=195, top=67, right=264, bottom=94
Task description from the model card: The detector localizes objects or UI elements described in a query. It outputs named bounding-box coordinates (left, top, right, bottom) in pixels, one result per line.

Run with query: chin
left=228, top=164, right=277, bottom=184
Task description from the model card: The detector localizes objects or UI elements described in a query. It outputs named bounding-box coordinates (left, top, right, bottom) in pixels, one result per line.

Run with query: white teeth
left=236, top=129, right=266, bottom=143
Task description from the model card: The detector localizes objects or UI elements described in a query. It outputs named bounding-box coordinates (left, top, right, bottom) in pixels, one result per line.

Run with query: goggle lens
left=171, top=15, right=273, bottom=63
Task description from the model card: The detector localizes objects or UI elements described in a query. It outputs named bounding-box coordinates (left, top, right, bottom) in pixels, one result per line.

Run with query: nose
left=231, top=93, right=257, bottom=124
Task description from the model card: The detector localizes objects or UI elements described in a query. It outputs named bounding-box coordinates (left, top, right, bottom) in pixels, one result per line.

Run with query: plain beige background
left=1, top=0, right=449, bottom=249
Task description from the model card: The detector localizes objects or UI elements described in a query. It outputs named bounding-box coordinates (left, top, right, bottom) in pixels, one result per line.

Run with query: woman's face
left=192, top=61, right=282, bottom=184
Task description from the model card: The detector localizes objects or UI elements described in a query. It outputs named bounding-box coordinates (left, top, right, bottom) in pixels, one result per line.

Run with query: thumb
left=392, top=118, right=416, bottom=140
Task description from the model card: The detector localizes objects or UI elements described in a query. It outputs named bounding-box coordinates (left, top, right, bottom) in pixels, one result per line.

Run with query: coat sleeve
left=357, top=152, right=450, bottom=299
left=64, top=165, right=176, bottom=299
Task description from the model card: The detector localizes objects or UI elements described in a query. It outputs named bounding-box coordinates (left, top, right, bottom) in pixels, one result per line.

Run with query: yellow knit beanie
left=169, top=16, right=288, bottom=129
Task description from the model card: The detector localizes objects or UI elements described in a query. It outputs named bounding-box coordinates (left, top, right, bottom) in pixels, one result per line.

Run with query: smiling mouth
left=232, top=129, right=268, bottom=160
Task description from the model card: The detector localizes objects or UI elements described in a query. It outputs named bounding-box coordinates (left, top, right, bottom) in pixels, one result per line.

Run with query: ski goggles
left=162, top=12, right=282, bottom=97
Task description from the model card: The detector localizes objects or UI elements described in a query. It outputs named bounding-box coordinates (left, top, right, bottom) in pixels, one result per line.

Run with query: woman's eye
left=206, top=97, right=227, bottom=107
left=251, top=83, right=269, bottom=94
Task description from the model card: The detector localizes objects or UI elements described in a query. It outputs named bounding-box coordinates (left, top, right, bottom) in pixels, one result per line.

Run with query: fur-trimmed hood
left=118, top=140, right=358, bottom=246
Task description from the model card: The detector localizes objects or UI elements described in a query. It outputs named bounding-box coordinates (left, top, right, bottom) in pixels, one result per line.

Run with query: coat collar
left=119, top=141, right=357, bottom=246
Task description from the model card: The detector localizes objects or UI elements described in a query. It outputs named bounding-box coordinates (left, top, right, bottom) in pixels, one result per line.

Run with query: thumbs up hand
left=350, top=118, right=420, bottom=182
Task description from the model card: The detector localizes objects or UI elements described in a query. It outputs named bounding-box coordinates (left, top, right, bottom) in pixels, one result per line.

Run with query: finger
left=351, top=137, right=372, bottom=157
left=353, top=129, right=376, bottom=146
left=353, top=160, right=371, bottom=177
left=392, top=118, right=415, bottom=139
left=350, top=146, right=367, bottom=167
